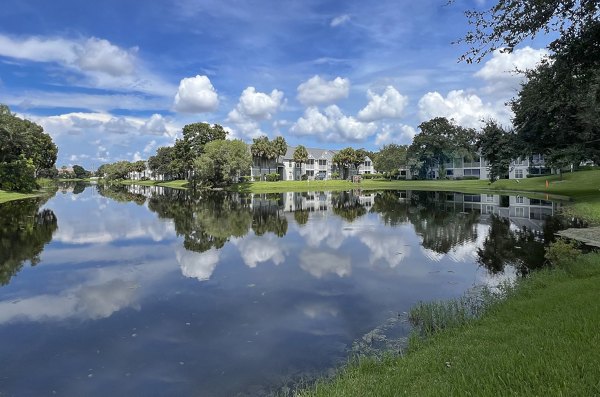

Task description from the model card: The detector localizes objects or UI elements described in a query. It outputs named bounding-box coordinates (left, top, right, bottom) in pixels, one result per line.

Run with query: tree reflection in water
left=478, top=214, right=585, bottom=275
left=98, top=185, right=583, bottom=276
left=331, top=191, right=367, bottom=222
left=0, top=197, right=58, bottom=285
left=370, top=191, right=479, bottom=254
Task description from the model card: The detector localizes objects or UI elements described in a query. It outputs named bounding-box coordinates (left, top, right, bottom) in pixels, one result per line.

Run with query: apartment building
left=250, top=146, right=375, bottom=181
left=399, top=154, right=548, bottom=181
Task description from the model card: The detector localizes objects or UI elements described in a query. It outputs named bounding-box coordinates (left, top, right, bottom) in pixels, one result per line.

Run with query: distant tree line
left=98, top=122, right=252, bottom=187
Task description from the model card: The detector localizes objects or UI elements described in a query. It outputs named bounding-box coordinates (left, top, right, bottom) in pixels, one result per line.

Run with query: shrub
left=265, top=173, right=280, bottom=182
left=0, top=157, right=38, bottom=193
left=545, top=239, right=581, bottom=267
left=301, top=173, right=308, bottom=181
left=331, top=172, right=340, bottom=179
left=239, top=175, right=251, bottom=182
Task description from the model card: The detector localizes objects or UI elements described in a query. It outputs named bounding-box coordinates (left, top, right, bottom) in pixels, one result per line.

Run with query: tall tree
left=180, top=123, right=228, bottom=178
left=72, top=165, right=90, bottom=179
left=293, top=145, right=309, bottom=178
left=148, top=146, right=176, bottom=180
left=511, top=23, right=600, bottom=163
left=353, top=148, right=368, bottom=174
left=332, top=147, right=356, bottom=179
left=251, top=136, right=270, bottom=179
left=374, top=144, right=408, bottom=179
left=271, top=136, right=287, bottom=175
left=0, top=104, right=58, bottom=187
left=408, top=117, right=477, bottom=179
left=193, top=140, right=252, bottom=187
left=478, top=120, right=518, bottom=182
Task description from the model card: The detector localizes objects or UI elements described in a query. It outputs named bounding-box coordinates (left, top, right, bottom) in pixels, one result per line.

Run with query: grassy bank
left=0, top=190, right=42, bottom=204
left=230, top=170, right=600, bottom=224
left=300, top=252, right=600, bottom=396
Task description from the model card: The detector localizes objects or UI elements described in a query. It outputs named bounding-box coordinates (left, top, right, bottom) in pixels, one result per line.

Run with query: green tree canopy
left=374, top=144, right=408, bottom=178
left=0, top=104, right=58, bottom=191
left=72, top=165, right=90, bottom=179
left=477, top=120, right=519, bottom=182
left=193, top=139, right=252, bottom=187
left=332, top=147, right=359, bottom=179
left=293, top=145, right=309, bottom=169
left=408, top=117, right=477, bottom=179
left=511, top=22, right=600, bottom=163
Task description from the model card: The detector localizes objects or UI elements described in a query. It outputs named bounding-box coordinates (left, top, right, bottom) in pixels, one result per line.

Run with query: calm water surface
left=0, top=184, right=581, bottom=396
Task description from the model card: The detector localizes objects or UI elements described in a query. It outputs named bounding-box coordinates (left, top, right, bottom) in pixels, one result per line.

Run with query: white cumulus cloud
left=475, top=46, right=549, bottom=83
left=75, top=38, right=137, bottom=76
left=233, top=87, right=284, bottom=120
left=375, top=123, right=416, bottom=146
left=418, top=90, right=511, bottom=128
left=297, top=75, right=350, bottom=106
left=357, top=86, right=408, bottom=121
left=173, top=75, right=219, bottom=113
left=226, top=86, right=284, bottom=139
left=476, top=46, right=549, bottom=97
left=291, top=105, right=376, bottom=142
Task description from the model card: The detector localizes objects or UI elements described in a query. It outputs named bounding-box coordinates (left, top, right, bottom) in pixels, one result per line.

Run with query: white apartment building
left=399, top=154, right=549, bottom=181
left=250, top=146, right=375, bottom=181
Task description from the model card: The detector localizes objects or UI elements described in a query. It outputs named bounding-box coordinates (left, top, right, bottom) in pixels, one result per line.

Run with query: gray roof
left=281, top=146, right=371, bottom=162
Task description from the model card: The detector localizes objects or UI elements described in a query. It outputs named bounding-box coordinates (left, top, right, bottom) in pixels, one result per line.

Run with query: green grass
left=231, top=170, right=600, bottom=224
left=299, top=253, right=600, bottom=397
left=0, top=189, right=42, bottom=204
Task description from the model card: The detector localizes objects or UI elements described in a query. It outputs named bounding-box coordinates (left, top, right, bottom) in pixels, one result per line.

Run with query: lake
left=0, top=183, right=582, bottom=396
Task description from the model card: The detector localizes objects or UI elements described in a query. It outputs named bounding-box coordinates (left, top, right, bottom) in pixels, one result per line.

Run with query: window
left=364, top=171, right=371, bottom=174
left=464, top=169, right=480, bottom=176
left=307, top=159, right=314, bottom=165
left=364, top=161, right=371, bottom=167
left=288, top=160, right=292, bottom=167
left=464, top=195, right=481, bottom=203
left=515, top=157, right=523, bottom=165
left=486, top=194, right=494, bottom=202
left=516, top=196, right=524, bottom=204
left=446, top=169, right=454, bottom=176
left=486, top=205, right=495, bottom=214
left=515, top=169, right=524, bottom=179
left=400, top=170, right=407, bottom=176
left=318, top=159, right=327, bottom=166
left=515, top=207, right=525, bottom=217
left=307, top=170, right=314, bottom=176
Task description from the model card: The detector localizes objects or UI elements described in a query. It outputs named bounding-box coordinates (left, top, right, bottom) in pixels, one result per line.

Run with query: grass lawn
left=300, top=252, right=600, bottom=397
left=0, top=189, right=42, bottom=204
left=230, top=170, right=600, bottom=224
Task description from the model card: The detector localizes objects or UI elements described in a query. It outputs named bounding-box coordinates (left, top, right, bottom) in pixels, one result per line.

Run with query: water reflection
left=100, top=185, right=582, bottom=277
left=0, top=196, right=57, bottom=285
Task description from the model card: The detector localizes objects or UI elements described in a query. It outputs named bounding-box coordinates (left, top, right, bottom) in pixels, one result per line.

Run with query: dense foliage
left=408, top=117, right=477, bottom=179
left=193, top=139, right=252, bottom=187
left=373, top=144, right=408, bottom=178
left=0, top=104, right=58, bottom=192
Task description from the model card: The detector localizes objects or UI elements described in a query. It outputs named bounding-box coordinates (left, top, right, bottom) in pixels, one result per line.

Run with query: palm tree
left=293, top=145, right=309, bottom=180
left=251, top=136, right=269, bottom=179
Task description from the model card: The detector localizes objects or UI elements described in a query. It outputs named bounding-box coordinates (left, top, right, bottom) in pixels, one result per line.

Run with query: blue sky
left=0, top=0, right=551, bottom=169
